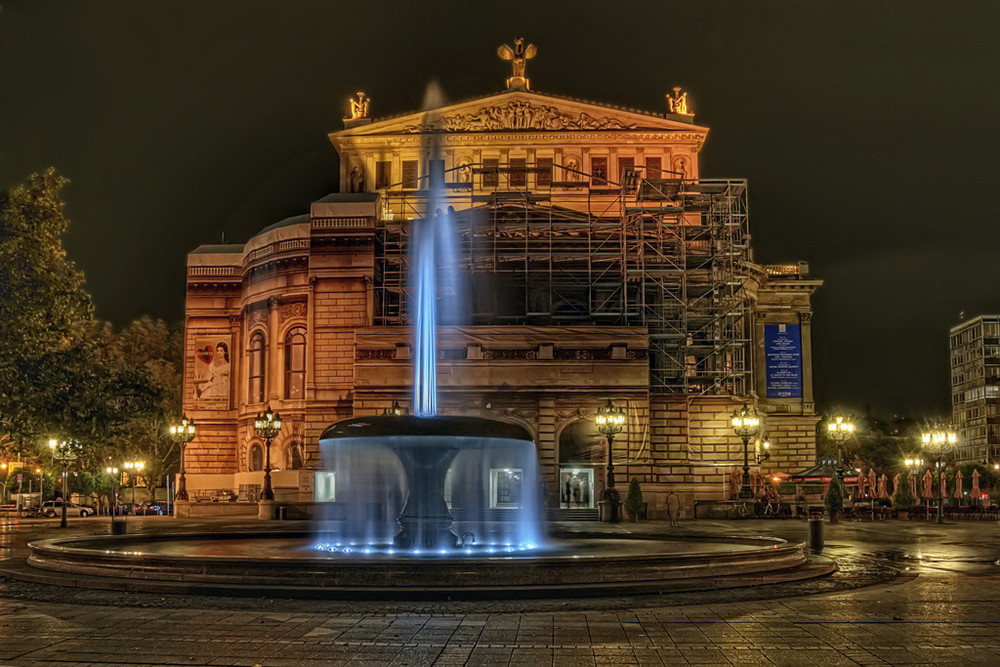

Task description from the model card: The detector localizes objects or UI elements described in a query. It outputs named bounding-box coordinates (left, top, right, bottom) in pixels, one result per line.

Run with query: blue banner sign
left=765, top=324, right=803, bottom=399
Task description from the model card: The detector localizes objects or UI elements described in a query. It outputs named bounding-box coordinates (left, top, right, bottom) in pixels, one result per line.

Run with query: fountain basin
left=25, top=530, right=812, bottom=599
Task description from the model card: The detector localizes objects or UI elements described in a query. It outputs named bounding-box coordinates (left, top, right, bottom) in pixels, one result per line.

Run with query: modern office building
left=950, top=315, right=1000, bottom=463
left=178, top=42, right=822, bottom=518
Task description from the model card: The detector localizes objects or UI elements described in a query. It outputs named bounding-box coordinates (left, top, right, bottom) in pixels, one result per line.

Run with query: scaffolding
left=373, top=163, right=751, bottom=395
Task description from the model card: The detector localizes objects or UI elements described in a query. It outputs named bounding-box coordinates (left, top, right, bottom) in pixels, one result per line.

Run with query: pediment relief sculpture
left=401, top=101, right=638, bottom=133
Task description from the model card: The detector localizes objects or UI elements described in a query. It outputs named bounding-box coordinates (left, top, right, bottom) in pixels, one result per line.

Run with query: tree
left=0, top=169, right=93, bottom=447
left=893, top=471, right=915, bottom=511
left=824, top=475, right=844, bottom=516
left=624, top=478, right=644, bottom=521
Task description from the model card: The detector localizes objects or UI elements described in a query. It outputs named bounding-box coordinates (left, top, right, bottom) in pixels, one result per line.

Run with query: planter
left=897, top=511, right=909, bottom=520
left=828, top=511, right=841, bottom=523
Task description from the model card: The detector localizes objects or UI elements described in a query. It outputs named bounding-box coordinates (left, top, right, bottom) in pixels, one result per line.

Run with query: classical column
left=799, top=311, right=815, bottom=412
left=267, top=297, right=281, bottom=402
left=306, top=277, right=317, bottom=400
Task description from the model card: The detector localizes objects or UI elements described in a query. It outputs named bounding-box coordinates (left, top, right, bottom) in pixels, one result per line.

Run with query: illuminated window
left=509, top=158, right=526, bottom=188
left=249, top=443, right=264, bottom=472
left=490, top=468, right=524, bottom=509
left=645, top=156, right=662, bottom=177
left=284, top=327, right=306, bottom=399
left=375, top=161, right=392, bottom=189
left=248, top=332, right=266, bottom=404
left=482, top=158, right=499, bottom=188
left=402, top=160, right=418, bottom=189
left=430, top=159, right=445, bottom=189
left=536, top=157, right=552, bottom=187
left=591, top=157, right=608, bottom=184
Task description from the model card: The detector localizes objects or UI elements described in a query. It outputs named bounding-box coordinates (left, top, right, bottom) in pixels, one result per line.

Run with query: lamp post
left=826, top=415, right=856, bottom=466
left=48, top=439, right=78, bottom=528
left=595, top=399, right=626, bottom=523
left=731, top=404, right=761, bottom=499
left=921, top=424, right=956, bottom=524
left=169, top=415, right=196, bottom=502
left=122, top=460, right=145, bottom=509
left=105, top=466, right=119, bottom=525
left=254, top=406, right=283, bottom=501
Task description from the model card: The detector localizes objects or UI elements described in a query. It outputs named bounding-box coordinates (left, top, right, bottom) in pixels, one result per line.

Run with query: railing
left=188, top=266, right=238, bottom=277
left=313, top=216, right=374, bottom=230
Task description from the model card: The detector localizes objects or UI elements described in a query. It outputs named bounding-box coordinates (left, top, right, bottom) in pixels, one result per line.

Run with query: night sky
left=2, top=1, right=998, bottom=419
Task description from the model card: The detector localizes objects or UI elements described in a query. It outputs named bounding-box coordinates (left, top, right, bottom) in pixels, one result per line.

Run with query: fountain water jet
left=315, top=84, right=545, bottom=554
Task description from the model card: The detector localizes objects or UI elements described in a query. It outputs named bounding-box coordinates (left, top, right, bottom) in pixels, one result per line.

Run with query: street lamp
left=48, top=439, right=78, bottom=528
left=254, top=406, right=283, bottom=501
left=122, top=460, right=145, bottom=509
left=105, top=466, right=119, bottom=524
left=595, top=399, right=626, bottom=523
left=169, top=415, right=196, bottom=501
left=731, top=403, right=761, bottom=499
left=382, top=401, right=408, bottom=416
left=826, top=415, right=855, bottom=465
left=921, top=423, right=956, bottom=524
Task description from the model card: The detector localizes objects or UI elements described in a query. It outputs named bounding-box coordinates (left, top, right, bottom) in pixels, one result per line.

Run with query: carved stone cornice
left=337, top=131, right=706, bottom=148
left=279, top=301, right=307, bottom=322
left=400, top=101, right=638, bottom=133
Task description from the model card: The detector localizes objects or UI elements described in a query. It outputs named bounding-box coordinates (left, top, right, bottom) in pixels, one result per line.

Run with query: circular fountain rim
left=21, top=530, right=822, bottom=600
left=319, top=414, right=532, bottom=441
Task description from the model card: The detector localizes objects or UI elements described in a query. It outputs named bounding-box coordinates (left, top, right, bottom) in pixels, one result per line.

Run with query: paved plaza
left=1, top=517, right=999, bottom=666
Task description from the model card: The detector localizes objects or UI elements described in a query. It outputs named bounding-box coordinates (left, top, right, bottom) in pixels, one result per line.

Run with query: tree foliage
left=824, top=475, right=844, bottom=514
left=624, top=478, right=644, bottom=520
left=893, top=471, right=915, bottom=510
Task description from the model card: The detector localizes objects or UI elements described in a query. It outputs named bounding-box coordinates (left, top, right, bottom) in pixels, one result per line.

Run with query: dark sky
left=2, top=1, right=999, bottom=419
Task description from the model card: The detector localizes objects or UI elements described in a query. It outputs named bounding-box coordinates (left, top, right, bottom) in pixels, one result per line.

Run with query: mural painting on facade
left=193, top=336, right=232, bottom=406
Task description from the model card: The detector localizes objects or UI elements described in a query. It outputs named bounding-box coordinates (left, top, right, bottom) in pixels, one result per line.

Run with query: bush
left=824, top=476, right=844, bottom=515
left=778, top=481, right=797, bottom=495
left=893, top=471, right=914, bottom=511
left=624, top=478, right=644, bottom=520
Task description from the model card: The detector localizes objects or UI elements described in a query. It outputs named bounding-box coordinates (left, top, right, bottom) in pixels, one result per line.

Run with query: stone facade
left=179, top=78, right=821, bottom=517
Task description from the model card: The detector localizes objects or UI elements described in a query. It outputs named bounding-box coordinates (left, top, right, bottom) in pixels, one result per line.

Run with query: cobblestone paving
left=1, top=517, right=998, bottom=665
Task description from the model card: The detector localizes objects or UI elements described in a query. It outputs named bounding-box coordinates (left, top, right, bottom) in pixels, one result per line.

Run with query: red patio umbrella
left=877, top=474, right=889, bottom=499
left=909, top=471, right=917, bottom=497
left=923, top=470, right=933, bottom=499
left=730, top=469, right=741, bottom=499
left=892, top=473, right=900, bottom=498
left=954, top=470, right=964, bottom=500
left=868, top=469, right=877, bottom=496
left=972, top=469, right=981, bottom=500
left=858, top=470, right=868, bottom=498
left=941, top=471, right=947, bottom=500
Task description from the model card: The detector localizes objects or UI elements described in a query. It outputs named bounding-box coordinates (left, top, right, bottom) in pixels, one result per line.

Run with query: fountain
left=315, top=88, right=544, bottom=556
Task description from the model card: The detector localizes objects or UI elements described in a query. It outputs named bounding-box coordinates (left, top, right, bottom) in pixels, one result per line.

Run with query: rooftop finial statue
left=498, top=38, right=537, bottom=91
left=666, top=87, right=692, bottom=116
left=349, top=91, right=371, bottom=119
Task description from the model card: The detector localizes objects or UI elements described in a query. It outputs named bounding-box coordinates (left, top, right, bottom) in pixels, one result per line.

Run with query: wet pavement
left=1, top=516, right=999, bottom=665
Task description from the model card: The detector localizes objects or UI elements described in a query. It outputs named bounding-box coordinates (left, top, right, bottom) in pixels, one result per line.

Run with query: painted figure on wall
left=194, top=338, right=231, bottom=404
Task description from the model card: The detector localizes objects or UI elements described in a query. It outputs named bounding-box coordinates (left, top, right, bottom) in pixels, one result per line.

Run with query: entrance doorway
left=559, top=468, right=594, bottom=509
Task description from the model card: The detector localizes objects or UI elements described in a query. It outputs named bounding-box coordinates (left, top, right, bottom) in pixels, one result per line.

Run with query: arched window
left=249, top=443, right=264, bottom=472
left=287, top=442, right=304, bottom=470
left=284, top=327, right=306, bottom=399
left=248, top=332, right=266, bottom=404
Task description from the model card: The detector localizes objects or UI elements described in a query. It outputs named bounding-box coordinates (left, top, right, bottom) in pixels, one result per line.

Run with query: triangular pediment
left=331, top=90, right=707, bottom=137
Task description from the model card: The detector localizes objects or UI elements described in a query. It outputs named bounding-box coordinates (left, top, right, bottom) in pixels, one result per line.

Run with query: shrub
left=893, top=471, right=914, bottom=511
left=824, top=476, right=844, bottom=515
left=624, top=478, right=644, bottom=520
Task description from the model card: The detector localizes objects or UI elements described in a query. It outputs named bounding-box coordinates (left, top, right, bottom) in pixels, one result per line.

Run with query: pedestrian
left=666, top=490, right=681, bottom=527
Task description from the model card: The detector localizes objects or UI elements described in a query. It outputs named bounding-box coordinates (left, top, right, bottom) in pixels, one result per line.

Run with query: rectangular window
left=617, top=157, right=634, bottom=182
left=402, top=160, right=419, bottom=189
left=591, top=157, right=608, bottom=185
left=645, top=156, right=662, bottom=178
left=509, top=157, right=526, bottom=188
left=490, top=468, right=524, bottom=509
left=482, top=158, right=499, bottom=188
left=375, top=161, right=392, bottom=189
left=430, top=159, right=445, bottom=189
left=536, top=157, right=553, bottom=187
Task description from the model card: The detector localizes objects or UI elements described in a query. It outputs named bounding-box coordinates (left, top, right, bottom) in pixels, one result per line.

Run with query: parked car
left=41, top=501, right=95, bottom=518
left=134, top=502, right=173, bottom=516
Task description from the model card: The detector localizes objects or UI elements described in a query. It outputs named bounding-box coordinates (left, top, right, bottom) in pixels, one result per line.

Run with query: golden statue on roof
left=666, top=87, right=692, bottom=116
left=349, top=91, right=371, bottom=120
left=498, top=38, right=537, bottom=91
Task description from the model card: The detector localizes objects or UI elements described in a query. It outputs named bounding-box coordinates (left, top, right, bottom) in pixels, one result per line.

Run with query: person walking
left=666, top=491, right=681, bottom=527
